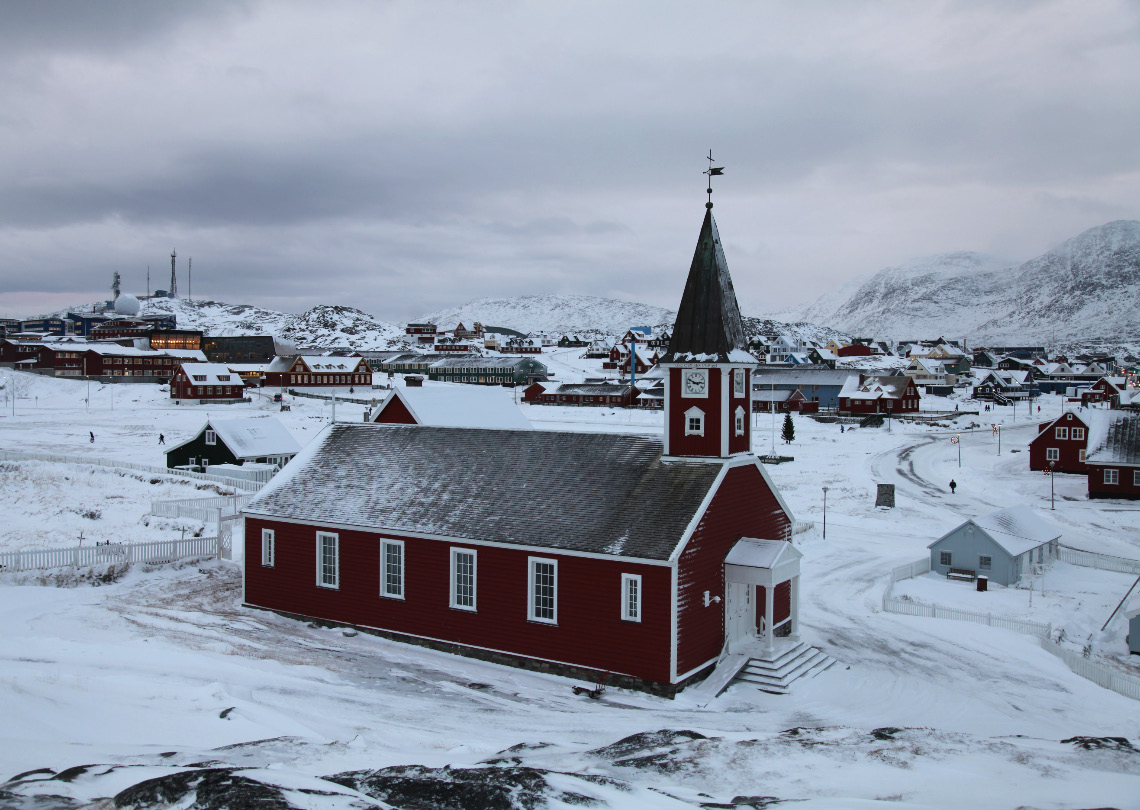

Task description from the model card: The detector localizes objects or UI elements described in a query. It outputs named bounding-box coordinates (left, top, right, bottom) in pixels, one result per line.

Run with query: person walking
left=949, top=479, right=957, bottom=494
left=158, top=433, right=165, bottom=445
left=89, top=431, right=94, bottom=443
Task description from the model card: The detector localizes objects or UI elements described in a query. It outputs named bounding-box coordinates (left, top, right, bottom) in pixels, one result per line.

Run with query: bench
left=946, top=568, right=977, bottom=582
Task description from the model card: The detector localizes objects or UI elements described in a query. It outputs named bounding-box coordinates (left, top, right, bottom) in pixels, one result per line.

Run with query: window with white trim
left=528, top=557, right=557, bottom=624
left=1071, top=428, right=1085, bottom=440
left=261, top=528, right=275, bottom=567
left=205, top=429, right=216, bottom=445
left=978, top=555, right=991, bottom=570
left=450, top=548, right=477, bottom=610
left=380, top=539, right=404, bottom=599
left=1045, top=447, right=1059, bottom=461
left=621, top=573, right=641, bottom=622
left=1054, top=427, right=1068, bottom=440
left=684, top=406, right=705, bottom=436
left=317, top=531, right=339, bottom=588
left=1134, top=470, right=1140, bottom=486
left=1104, top=468, right=1119, bottom=485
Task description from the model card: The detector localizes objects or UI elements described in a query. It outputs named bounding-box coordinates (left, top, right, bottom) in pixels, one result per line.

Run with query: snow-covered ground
left=2, top=367, right=1139, bottom=809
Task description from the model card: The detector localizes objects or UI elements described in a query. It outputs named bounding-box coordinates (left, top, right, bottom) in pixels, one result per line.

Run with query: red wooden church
left=242, top=203, right=814, bottom=696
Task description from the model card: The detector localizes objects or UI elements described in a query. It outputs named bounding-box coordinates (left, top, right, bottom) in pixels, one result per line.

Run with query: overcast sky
left=1, top=0, right=1137, bottom=323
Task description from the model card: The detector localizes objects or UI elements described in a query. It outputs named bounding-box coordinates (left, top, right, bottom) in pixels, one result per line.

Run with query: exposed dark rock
left=870, top=727, right=906, bottom=741
left=1061, top=736, right=1135, bottom=751
left=328, top=764, right=620, bottom=810
left=0, top=789, right=83, bottom=809
left=586, top=729, right=708, bottom=761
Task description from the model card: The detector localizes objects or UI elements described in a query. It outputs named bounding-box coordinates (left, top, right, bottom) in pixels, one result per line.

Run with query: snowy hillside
left=784, top=220, right=1140, bottom=343
left=418, top=294, right=675, bottom=336
left=69, top=298, right=409, bottom=351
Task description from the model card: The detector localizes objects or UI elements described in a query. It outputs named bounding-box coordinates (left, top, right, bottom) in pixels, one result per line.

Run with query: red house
left=1086, top=413, right=1140, bottom=500
left=242, top=204, right=821, bottom=696
left=1029, top=411, right=1090, bottom=474
left=263, top=355, right=373, bottom=387
left=1082, top=377, right=1128, bottom=407
left=837, top=374, right=920, bottom=415
left=170, top=363, right=248, bottom=403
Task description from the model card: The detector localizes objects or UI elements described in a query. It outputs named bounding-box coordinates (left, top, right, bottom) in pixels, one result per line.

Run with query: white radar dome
left=114, top=293, right=141, bottom=316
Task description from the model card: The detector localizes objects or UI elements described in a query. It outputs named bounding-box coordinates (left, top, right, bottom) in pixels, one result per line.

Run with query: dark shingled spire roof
left=661, top=208, right=752, bottom=364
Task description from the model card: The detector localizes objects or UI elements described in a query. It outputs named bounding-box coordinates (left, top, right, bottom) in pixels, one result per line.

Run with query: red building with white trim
left=837, top=374, right=920, bottom=415
left=1028, top=411, right=1090, bottom=474
left=242, top=201, right=817, bottom=696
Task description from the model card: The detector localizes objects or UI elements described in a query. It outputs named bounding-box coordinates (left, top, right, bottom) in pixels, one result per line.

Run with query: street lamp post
left=822, top=486, right=829, bottom=540
left=955, top=433, right=961, bottom=467
left=886, top=401, right=892, bottom=432
left=1048, top=460, right=1055, bottom=510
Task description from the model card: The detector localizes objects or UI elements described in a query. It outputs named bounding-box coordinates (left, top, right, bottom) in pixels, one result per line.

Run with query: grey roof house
left=927, top=505, right=1061, bottom=586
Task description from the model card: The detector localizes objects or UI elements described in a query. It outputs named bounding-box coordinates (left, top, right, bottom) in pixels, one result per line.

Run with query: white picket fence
left=0, top=449, right=263, bottom=491
left=1038, top=641, right=1140, bottom=701
left=0, top=535, right=222, bottom=573
left=882, top=556, right=1140, bottom=702
left=1059, top=545, right=1140, bottom=575
left=150, top=493, right=254, bottom=523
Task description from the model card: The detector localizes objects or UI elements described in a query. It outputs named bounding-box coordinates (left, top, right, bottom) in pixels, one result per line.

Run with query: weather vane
left=704, top=150, right=724, bottom=209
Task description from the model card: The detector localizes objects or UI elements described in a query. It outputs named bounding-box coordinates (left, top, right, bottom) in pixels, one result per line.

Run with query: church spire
left=660, top=206, right=750, bottom=364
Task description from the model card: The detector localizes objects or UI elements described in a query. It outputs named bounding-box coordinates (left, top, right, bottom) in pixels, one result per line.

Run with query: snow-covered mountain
left=417, top=294, right=675, bottom=336
left=69, top=298, right=409, bottom=351
left=783, top=221, right=1140, bottom=343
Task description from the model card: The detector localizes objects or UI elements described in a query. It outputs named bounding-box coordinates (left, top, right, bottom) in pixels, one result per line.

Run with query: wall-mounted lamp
left=703, top=591, right=722, bottom=607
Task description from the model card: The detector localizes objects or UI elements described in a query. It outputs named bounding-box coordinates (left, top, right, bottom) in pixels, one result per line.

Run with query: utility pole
left=188, top=256, right=192, bottom=301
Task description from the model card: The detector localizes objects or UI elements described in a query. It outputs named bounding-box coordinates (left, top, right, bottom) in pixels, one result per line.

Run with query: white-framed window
left=939, top=551, right=952, bottom=567
left=1045, top=447, right=1059, bottom=461
left=734, top=406, right=746, bottom=436
left=528, top=557, right=558, bottom=624
left=1054, top=427, right=1068, bottom=440
left=1134, top=470, right=1140, bottom=486
left=1071, top=428, right=1085, bottom=441
left=317, top=531, right=339, bottom=589
left=621, top=573, right=642, bottom=622
left=684, top=406, right=705, bottom=436
left=188, top=457, right=196, bottom=466
left=978, top=555, right=991, bottom=570
left=261, top=528, right=275, bottom=567
left=450, top=548, right=477, bottom=611
left=1104, top=468, right=1119, bottom=485
left=733, top=368, right=745, bottom=397
left=380, top=539, right=404, bottom=599
left=205, top=429, right=216, bottom=445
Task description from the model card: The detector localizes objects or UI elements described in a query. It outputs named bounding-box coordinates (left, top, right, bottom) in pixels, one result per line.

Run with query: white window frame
left=734, top=405, right=746, bottom=437
left=1134, top=470, right=1140, bottom=486
left=684, top=406, right=705, bottom=436
left=527, top=556, right=558, bottom=624
left=261, top=528, right=275, bottom=567
left=380, top=539, right=404, bottom=599
left=1054, top=427, right=1068, bottom=440
left=316, top=531, right=339, bottom=589
left=1071, top=428, right=1085, bottom=441
left=1104, top=468, right=1119, bottom=485
left=621, top=573, right=642, bottom=622
left=450, top=548, right=477, bottom=611
left=205, top=429, right=216, bottom=445
left=1045, top=447, right=1059, bottom=461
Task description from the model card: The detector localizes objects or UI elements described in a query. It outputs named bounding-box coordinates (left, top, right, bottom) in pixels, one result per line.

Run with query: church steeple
left=660, top=208, right=749, bottom=365
left=661, top=163, right=756, bottom=460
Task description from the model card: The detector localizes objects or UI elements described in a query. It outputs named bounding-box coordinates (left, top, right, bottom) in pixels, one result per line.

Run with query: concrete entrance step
left=731, top=643, right=837, bottom=695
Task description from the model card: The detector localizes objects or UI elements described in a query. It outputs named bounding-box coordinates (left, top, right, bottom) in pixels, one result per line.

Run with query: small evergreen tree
left=781, top=411, right=795, bottom=444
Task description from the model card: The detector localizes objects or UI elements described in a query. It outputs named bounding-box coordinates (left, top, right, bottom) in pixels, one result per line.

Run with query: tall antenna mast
left=169, top=249, right=178, bottom=298
left=188, top=256, right=192, bottom=301
left=147, top=266, right=150, bottom=299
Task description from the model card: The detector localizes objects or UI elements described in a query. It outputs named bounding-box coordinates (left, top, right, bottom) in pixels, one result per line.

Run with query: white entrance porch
left=724, top=537, right=803, bottom=660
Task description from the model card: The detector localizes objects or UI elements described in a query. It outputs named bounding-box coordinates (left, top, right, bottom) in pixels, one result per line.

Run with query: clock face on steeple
left=682, top=369, right=708, bottom=397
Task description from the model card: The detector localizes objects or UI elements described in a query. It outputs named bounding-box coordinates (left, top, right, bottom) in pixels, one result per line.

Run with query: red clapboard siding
left=373, top=395, right=417, bottom=424
left=675, top=463, right=791, bottom=677
left=244, top=518, right=673, bottom=683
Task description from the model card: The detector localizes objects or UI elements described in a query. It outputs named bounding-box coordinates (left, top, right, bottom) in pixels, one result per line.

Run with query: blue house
left=752, top=368, right=854, bottom=411
left=927, top=505, right=1060, bottom=586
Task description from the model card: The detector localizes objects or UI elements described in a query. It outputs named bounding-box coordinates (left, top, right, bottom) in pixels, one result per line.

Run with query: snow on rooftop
left=371, top=383, right=532, bottom=430
left=967, top=505, right=1061, bottom=557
